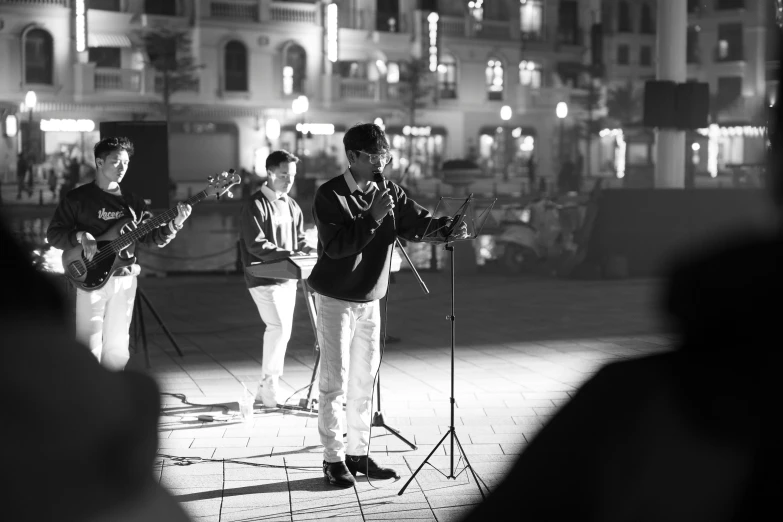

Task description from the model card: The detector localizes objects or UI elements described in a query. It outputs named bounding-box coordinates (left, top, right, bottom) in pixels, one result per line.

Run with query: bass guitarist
left=46, top=136, right=192, bottom=371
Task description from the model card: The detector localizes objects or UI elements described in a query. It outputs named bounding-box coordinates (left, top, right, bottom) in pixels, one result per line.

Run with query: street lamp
left=500, top=105, right=512, bottom=121
left=291, top=95, right=309, bottom=175
left=500, top=106, right=512, bottom=180
left=556, top=101, right=568, bottom=161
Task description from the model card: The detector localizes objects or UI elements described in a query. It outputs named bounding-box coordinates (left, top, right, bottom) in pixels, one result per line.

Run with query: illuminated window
left=618, top=1, right=632, bottom=32
left=283, top=66, right=294, bottom=95
left=717, top=23, right=744, bottom=61
left=283, top=44, right=307, bottom=94
left=486, top=58, right=504, bottom=101
left=387, top=62, right=400, bottom=83
left=519, top=0, right=543, bottom=40
left=225, top=40, right=247, bottom=92
left=24, top=29, right=53, bottom=85
left=519, top=60, right=541, bottom=88
left=438, top=53, right=457, bottom=99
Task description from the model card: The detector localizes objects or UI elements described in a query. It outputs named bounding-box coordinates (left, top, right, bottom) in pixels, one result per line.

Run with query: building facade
left=0, top=0, right=608, bottom=198
left=599, top=0, right=774, bottom=185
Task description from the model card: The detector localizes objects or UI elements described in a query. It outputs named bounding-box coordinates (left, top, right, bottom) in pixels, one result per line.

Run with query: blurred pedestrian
left=16, top=154, right=31, bottom=199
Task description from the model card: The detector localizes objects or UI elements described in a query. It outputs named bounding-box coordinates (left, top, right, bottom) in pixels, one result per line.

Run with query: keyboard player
left=238, top=150, right=314, bottom=407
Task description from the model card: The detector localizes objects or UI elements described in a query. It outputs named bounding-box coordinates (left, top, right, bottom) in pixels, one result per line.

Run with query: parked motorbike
left=493, top=192, right=587, bottom=274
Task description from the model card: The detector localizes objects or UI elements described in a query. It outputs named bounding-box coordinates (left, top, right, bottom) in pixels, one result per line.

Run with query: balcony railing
left=339, top=78, right=376, bottom=100
left=477, top=20, right=512, bottom=40
left=439, top=15, right=467, bottom=37
left=209, top=0, right=259, bottom=21
left=0, top=0, right=69, bottom=6
left=95, top=68, right=142, bottom=92
left=270, top=1, right=317, bottom=24
left=336, top=79, right=414, bottom=103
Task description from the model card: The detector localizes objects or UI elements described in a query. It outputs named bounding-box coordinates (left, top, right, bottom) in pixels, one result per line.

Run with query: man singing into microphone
left=308, top=122, right=467, bottom=487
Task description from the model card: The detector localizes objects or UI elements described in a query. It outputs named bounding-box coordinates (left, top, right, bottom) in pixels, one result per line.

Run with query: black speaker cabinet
left=643, top=80, right=678, bottom=128
left=675, top=82, right=710, bottom=129
left=99, top=121, right=169, bottom=209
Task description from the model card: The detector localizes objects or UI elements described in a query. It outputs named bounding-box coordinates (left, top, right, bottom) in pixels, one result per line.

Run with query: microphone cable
left=363, top=173, right=397, bottom=489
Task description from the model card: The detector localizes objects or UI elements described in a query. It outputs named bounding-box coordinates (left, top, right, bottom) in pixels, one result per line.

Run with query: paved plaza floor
left=129, top=269, right=672, bottom=521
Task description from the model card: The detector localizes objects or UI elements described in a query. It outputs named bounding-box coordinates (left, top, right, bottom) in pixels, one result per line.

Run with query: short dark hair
left=266, top=149, right=299, bottom=171
left=93, top=136, right=134, bottom=166
left=343, top=123, right=389, bottom=156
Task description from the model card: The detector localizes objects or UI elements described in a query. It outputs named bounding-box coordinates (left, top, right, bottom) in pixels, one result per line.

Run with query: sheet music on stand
left=419, top=193, right=498, bottom=244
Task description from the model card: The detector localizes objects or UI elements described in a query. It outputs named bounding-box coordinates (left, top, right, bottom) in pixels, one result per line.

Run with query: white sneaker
left=256, top=375, right=279, bottom=408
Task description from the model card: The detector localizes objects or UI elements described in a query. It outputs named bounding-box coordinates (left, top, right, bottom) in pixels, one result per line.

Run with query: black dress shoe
left=323, top=460, right=356, bottom=487
left=346, top=455, right=400, bottom=479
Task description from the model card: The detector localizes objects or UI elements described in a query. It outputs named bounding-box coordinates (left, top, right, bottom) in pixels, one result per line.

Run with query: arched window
left=486, top=58, right=503, bottom=101
left=224, top=40, right=247, bottom=92
left=519, top=60, right=542, bottom=89
left=145, top=0, right=176, bottom=16
left=25, top=29, right=53, bottom=85
left=283, top=44, right=306, bottom=95
left=618, top=1, right=632, bottom=32
left=438, top=53, right=457, bottom=99
left=640, top=3, right=654, bottom=34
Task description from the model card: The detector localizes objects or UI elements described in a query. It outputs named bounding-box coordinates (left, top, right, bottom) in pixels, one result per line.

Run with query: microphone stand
left=370, top=174, right=426, bottom=450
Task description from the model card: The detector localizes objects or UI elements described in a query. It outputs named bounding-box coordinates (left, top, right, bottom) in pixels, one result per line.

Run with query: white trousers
left=248, top=280, right=298, bottom=377
left=75, top=275, right=137, bottom=371
left=315, top=293, right=381, bottom=463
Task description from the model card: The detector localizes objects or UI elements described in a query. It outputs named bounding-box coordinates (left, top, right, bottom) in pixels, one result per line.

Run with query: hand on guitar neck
left=63, top=170, right=239, bottom=292
left=76, top=202, right=192, bottom=262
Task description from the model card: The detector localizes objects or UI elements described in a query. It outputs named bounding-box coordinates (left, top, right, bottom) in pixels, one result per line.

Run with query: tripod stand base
left=398, top=427, right=488, bottom=499
left=373, top=412, right=417, bottom=450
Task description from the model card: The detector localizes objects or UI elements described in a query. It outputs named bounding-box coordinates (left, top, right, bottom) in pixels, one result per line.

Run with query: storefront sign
left=181, top=122, right=217, bottom=134
left=40, top=119, right=95, bottom=132
left=326, top=3, right=338, bottom=63
left=403, top=125, right=431, bottom=136
left=296, top=123, right=335, bottom=135
left=427, top=12, right=439, bottom=72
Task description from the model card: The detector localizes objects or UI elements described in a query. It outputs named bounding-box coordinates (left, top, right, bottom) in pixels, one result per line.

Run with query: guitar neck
left=108, top=190, right=207, bottom=253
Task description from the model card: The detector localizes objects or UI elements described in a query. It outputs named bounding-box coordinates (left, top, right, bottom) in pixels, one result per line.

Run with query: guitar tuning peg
left=208, top=175, right=215, bottom=182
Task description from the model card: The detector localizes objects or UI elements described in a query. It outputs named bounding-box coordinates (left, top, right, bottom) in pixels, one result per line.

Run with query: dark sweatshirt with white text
left=307, top=173, right=447, bottom=302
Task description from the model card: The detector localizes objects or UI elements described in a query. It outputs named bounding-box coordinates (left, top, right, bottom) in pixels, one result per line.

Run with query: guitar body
left=61, top=218, right=137, bottom=292
left=59, top=169, right=241, bottom=292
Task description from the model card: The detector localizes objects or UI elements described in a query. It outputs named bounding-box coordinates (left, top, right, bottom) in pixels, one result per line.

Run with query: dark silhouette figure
left=1, top=217, right=190, bottom=521
left=16, top=154, right=31, bottom=199
left=463, top=35, right=783, bottom=522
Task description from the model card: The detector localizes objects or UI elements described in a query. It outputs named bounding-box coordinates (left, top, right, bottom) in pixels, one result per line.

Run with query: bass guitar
left=62, top=169, right=240, bottom=291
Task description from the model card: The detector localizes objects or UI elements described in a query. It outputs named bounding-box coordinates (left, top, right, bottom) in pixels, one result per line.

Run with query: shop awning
left=478, top=125, right=537, bottom=136
left=88, top=33, right=133, bottom=48
left=385, top=125, right=448, bottom=136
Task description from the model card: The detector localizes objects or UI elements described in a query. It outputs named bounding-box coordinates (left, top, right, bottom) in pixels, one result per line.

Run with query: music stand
left=398, top=193, right=497, bottom=499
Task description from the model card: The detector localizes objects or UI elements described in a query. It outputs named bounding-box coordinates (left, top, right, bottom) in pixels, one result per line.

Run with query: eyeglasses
left=357, top=150, right=391, bottom=165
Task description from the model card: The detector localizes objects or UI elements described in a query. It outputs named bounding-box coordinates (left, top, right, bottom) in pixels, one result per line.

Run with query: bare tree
left=133, top=27, right=202, bottom=123
left=606, top=81, right=642, bottom=127
left=398, top=58, right=435, bottom=178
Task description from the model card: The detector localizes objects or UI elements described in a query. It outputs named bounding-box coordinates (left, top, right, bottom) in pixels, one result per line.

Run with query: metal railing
left=270, top=1, right=317, bottom=24
left=209, top=0, right=259, bottom=21
left=0, top=0, right=69, bottom=6
left=94, top=68, right=142, bottom=92
left=339, top=78, right=376, bottom=100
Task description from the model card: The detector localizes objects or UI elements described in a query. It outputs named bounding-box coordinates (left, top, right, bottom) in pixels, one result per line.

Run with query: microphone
left=373, top=169, right=394, bottom=221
